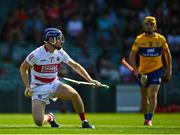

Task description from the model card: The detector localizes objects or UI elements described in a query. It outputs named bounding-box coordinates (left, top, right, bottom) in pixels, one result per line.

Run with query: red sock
left=47, top=114, right=53, bottom=122
left=79, top=113, right=86, bottom=121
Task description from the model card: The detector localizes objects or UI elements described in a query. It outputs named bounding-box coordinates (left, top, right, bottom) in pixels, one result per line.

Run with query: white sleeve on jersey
left=60, top=49, right=73, bottom=63
left=26, top=51, right=38, bottom=66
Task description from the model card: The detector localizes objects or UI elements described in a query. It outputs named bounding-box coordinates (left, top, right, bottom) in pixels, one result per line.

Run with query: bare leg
left=140, top=87, right=149, bottom=114
left=149, top=84, right=160, bottom=113
left=54, top=84, right=95, bottom=128
left=32, top=100, right=50, bottom=126
left=54, top=84, right=84, bottom=113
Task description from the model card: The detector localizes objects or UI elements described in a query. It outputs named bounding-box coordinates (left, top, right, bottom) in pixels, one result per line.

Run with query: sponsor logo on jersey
left=139, top=47, right=162, bottom=57
left=147, top=48, right=155, bottom=53
left=41, top=65, right=59, bottom=73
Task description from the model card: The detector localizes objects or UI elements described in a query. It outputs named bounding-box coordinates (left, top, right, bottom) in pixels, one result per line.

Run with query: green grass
left=0, top=113, right=180, bottom=134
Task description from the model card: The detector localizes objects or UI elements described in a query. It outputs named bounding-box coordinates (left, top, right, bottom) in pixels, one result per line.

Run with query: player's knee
left=34, top=119, right=43, bottom=126
left=150, top=94, right=157, bottom=100
left=142, top=96, right=149, bottom=102
left=72, top=91, right=79, bottom=99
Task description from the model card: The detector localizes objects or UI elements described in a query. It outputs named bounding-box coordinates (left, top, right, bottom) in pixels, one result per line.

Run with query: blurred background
left=0, top=0, right=179, bottom=113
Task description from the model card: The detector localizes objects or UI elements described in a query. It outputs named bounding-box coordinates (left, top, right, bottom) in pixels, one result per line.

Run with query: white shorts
left=31, top=80, right=63, bottom=104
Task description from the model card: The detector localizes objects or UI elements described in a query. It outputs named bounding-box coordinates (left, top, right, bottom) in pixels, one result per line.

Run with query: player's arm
left=162, top=36, right=172, bottom=80
left=19, top=60, right=33, bottom=97
left=129, top=50, right=148, bottom=87
left=129, top=50, right=138, bottom=76
left=163, top=48, right=172, bottom=80
left=67, top=60, right=101, bottom=86
left=129, top=38, right=139, bottom=76
left=19, top=60, right=32, bottom=88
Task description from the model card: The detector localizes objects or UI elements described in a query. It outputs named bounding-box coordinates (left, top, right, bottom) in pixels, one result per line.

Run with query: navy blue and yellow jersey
left=131, top=32, right=169, bottom=74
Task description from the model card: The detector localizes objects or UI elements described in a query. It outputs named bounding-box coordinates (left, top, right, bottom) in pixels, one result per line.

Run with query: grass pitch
left=0, top=113, right=180, bottom=134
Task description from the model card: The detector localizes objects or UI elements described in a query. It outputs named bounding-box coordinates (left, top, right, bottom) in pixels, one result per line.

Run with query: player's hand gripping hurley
left=121, top=58, right=148, bottom=87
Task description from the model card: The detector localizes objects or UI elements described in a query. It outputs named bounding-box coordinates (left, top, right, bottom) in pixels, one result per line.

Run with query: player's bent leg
left=54, top=84, right=95, bottom=129
left=32, top=100, right=46, bottom=126
left=32, top=100, right=60, bottom=128
left=54, top=84, right=84, bottom=113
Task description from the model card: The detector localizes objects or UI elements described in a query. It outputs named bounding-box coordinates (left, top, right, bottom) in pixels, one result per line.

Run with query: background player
left=129, top=16, right=172, bottom=126
left=19, top=27, right=102, bottom=128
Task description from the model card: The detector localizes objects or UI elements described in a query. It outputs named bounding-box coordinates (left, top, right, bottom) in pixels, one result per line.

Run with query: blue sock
left=144, top=114, right=148, bottom=120
left=144, top=113, right=153, bottom=120
left=147, top=113, right=153, bottom=120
